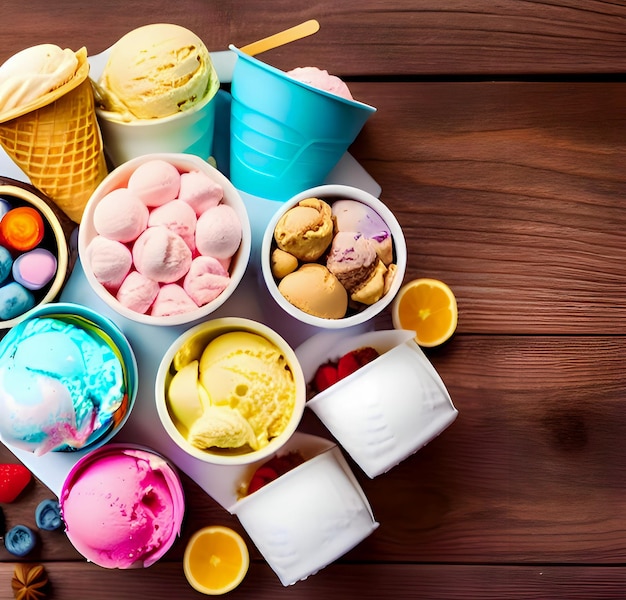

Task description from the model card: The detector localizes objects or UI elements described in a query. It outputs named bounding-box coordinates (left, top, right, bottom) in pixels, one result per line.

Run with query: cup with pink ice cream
left=78, top=153, right=251, bottom=326
left=228, top=45, right=376, bottom=201
left=261, top=184, right=406, bottom=329
left=60, top=444, right=185, bottom=569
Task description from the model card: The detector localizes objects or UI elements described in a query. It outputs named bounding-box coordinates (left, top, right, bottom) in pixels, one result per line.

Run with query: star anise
left=11, top=564, right=49, bottom=600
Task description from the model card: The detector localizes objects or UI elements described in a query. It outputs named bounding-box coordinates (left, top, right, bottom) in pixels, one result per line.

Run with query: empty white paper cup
left=300, top=329, right=458, bottom=478
left=232, top=445, right=379, bottom=585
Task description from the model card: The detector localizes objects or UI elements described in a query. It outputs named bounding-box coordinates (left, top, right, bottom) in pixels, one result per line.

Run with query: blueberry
left=4, top=524, right=36, bottom=557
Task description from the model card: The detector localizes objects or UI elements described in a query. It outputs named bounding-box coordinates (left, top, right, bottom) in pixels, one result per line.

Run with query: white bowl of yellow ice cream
left=155, top=317, right=306, bottom=466
left=261, top=184, right=407, bottom=329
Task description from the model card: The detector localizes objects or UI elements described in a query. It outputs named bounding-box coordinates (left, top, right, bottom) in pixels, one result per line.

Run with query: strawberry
left=313, top=362, right=339, bottom=392
left=246, top=452, right=305, bottom=495
left=247, top=466, right=279, bottom=495
left=0, top=464, right=32, bottom=503
left=337, top=347, right=380, bottom=380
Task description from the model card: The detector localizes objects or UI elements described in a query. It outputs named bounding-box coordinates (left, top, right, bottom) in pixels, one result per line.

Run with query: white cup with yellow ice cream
left=90, top=24, right=220, bottom=167
left=155, top=316, right=306, bottom=466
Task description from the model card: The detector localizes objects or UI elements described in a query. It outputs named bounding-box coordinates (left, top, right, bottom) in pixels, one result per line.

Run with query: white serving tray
left=0, top=48, right=380, bottom=510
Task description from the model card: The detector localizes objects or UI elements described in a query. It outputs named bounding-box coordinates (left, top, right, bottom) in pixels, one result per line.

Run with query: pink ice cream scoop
left=148, top=199, right=197, bottom=252
left=287, top=66, right=353, bottom=100
left=132, top=226, right=192, bottom=283
left=93, top=188, right=149, bottom=243
left=177, top=170, right=223, bottom=216
left=331, top=199, right=393, bottom=265
left=151, top=283, right=197, bottom=317
left=195, top=204, right=242, bottom=260
left=86, top=235, right=133, bottom=290
left=60, top=445, right=185, bottom=569
left=183, top=255, right=230, bottom=306
left=116, top=270, right=160, bottom=314
left=127, top=159, right=181, bottom=207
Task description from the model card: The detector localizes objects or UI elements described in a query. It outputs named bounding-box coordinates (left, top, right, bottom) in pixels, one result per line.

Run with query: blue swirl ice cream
left=0, top=314, right=129, bottom=455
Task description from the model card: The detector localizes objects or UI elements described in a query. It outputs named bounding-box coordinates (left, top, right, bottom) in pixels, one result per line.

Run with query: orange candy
left=0, top=207, right=44, bottom=252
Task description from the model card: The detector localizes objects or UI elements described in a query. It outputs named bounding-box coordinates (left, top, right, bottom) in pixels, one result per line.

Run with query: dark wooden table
left=2, top=2, right=626, bottom=598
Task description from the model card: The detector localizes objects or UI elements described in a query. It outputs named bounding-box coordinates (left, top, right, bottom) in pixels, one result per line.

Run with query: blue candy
left=0, top=281, right=35, bottom=320
left=4, top=524, right=36, bottom=557
left=0, top=246, right=12, bottom=284
left=35, top=499, right=63, bottom=531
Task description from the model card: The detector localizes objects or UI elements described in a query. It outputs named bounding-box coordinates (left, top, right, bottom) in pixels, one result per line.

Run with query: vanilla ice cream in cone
left=0, top=45, right=107, bottom=223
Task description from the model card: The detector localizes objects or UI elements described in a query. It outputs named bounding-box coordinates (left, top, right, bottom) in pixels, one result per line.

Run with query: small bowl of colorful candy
left=0, top=179, right=70, bottom=329
left=78, top=153, right=251, bottom=326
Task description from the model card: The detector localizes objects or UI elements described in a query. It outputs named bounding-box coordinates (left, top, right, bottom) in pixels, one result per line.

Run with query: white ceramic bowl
left=78, top=153, right=251, bottom=326
left=260, top=184, right=406, bottom=329
left=0, top=180, right=70, bottom=329
left=155, top=317, right=306, bottom=466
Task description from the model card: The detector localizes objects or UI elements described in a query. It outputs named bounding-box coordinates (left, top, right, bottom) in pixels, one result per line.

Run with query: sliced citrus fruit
left=391, top=278, right=458, bottom=347
left=183, top=526, right=249, bottom=595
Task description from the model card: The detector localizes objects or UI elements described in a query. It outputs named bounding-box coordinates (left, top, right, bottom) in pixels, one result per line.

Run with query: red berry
left=337, top=347, right=379, bottom=380
left=313, top=362, right=339, bottom=392
left=0, top=464, right=32, bottom=503
left=247, top=466, right=279, bottom=495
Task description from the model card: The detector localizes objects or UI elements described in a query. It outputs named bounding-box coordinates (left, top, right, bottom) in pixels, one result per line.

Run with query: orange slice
left=391, top=278, right=458, bottom=347
left=183, top=526, right=249, bottom=595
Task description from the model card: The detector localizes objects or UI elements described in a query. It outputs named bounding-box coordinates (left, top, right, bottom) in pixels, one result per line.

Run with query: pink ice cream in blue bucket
left=228, top=45, right=376, bottom=201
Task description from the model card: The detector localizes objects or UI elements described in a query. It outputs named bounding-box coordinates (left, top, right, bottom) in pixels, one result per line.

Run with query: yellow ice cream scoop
left=198, top=331, right=296, bottom=449
left=98, top=23, right=218, bottom=120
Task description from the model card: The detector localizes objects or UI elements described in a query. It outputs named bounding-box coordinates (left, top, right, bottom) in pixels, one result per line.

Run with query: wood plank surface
left=2, top=562, right=626, bottom=600
left=1, top=1, right=625, bottom=599
left=2, top=1, right=626, bottom=75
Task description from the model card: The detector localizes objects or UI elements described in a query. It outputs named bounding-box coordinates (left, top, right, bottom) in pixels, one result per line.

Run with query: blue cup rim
left=229, top=45, right=376, bottom=113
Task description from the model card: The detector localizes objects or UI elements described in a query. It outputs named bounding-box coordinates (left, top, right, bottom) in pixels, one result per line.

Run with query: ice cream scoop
left=60, top=445, right=185, bottom=569
left=93, top=188, right=149, bottom=243
left=0, top=311, right=130, bottom=455
left=86, top=236, right=133, bottom=291
left=166, top=330, right=298, bottom=452
left=183, top=255, right=230, bottom=306
left=287, top=66, right=353, bottom=100
left=128, top=159, right=181, bottom=207
left=278, top=263, right=348, bottom=319
left=97, top=24, right=218, bottom=121
left=148, top=199, right=197, bottom=251
left=326, top=232, right=378, bottom=293
left=195, top=204, right=243, bottom=260
left=0, top=44, right=78, bottom=113
left=132, top=226, right=192, bottom=284
left=116, top=271, right=160, bottom=314
left=177, top=170, right=223, bottom=216
left=273, top=198, right=333, bottom=262
left=151, top=283, right=197, bottom=317
left=332, top=199, right=393, bottom=265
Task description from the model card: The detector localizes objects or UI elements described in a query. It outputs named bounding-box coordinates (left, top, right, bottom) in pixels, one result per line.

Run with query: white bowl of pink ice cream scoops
left=78, top=153, right=251, bottom=326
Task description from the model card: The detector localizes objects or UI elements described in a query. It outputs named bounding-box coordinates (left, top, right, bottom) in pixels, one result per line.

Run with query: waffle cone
left=0, top=47, right=107, bottom=223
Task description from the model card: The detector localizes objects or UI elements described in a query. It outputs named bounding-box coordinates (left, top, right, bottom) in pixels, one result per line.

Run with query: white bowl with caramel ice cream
left=261, top=184, right=407, bottom=329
